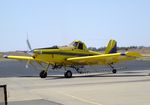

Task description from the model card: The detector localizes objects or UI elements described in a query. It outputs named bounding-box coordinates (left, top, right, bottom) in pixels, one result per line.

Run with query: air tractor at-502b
left=4, top=39, right=141, bottom=78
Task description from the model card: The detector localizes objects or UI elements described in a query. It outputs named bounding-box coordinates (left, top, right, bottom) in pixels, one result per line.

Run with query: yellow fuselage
left=33, top=46, right=101, bottom=65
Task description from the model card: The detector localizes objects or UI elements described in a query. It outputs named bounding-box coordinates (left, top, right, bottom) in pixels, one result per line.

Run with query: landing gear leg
left=39, top=63, right=50, bottom=78
left=75, top=68, right=82, bottom=74
left=109, top=64, right=117, bottom=74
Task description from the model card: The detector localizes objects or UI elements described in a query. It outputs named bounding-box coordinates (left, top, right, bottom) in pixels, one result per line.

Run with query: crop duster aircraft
left=4, top=39, right=141, bottom=78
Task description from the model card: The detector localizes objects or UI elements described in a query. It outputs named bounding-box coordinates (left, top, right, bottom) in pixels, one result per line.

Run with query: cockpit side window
left=73, top=42, right=78, bottom=47
left=78, top=43, right=83, bottom=50
left=70, top=41, right=85, bottom=50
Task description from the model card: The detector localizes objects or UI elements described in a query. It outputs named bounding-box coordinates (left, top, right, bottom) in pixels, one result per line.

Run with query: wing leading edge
left=4, top=55, right=34, bottom=60
left=67, top=52, right=142, bottom=65
left=3, top=52, right=142, bottom=66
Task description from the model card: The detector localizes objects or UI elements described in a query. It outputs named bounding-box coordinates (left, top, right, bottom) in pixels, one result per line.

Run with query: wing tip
left=3, top=55, right=8, bottom=58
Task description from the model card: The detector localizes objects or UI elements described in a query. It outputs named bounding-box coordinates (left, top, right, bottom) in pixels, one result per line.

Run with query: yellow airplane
left=4, top=39, right=141, bottom=78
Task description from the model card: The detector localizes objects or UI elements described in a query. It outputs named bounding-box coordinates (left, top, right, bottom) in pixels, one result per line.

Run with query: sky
left=0, top=0, right=150, bottom=51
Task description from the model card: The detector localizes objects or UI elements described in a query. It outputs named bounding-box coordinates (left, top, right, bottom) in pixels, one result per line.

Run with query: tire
left=112, top=69, right=117, bottom=74
left=39, top=70, right=47, bottom=78
left=64, top=70, right=72, bottom=78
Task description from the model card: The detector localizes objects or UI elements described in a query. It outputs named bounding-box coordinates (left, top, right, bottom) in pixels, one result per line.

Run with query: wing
left=3, top=55, right=34, bottom=60
left=67, top=52, right=142, bottom=65
left=3, top=55, right=51, bottom=64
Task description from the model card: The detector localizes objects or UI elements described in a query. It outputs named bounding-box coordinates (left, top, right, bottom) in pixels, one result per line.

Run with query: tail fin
left=105, top=39, right=117, bottom=54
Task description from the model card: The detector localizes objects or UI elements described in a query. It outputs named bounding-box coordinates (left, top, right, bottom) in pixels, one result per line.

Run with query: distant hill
left=88, top=46, right=150, bottom=54
left=125, top=47, right=150, bottom=54
left=3, top=51, right=30, bottom=56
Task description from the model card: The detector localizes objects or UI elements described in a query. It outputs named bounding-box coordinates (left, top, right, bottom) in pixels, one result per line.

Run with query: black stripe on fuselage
left=41, top=52, right=96, bottom=56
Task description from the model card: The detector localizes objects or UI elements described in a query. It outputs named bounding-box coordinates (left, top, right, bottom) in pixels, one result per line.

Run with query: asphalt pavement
left=0, top=60, right=150, bottom=105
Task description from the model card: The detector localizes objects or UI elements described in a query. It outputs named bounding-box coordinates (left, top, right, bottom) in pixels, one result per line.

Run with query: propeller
left=25, top=60, right=31, bottom=68
left=26, top=32, right=32, bottom=51
left=25, top=33, right=33, bottom=68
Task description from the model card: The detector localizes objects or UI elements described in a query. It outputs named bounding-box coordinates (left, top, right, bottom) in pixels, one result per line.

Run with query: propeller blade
left=26, top=33, right=32, bottom=51
left=25, top=60, right=31, bottom=69
left=27, top=39, right=32, bottom=51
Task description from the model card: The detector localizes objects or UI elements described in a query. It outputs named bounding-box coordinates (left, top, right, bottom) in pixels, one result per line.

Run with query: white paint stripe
left=59, top=92, right=103, bottom=105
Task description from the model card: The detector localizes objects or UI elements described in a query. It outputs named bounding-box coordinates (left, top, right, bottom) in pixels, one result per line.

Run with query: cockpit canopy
left=69, top=40, right=88, bottom=50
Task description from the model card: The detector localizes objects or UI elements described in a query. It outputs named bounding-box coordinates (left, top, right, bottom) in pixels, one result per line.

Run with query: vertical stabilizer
left=105, top=39, right=117, bottom=54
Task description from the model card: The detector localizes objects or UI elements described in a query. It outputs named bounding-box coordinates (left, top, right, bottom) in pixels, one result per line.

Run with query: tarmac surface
left=0, top=60, right=150, bottom=105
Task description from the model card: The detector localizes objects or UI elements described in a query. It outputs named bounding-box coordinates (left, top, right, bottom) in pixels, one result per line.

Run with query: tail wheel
left=112, top=69, right=117, bottom=74
left=40, top=70, right=47, bottom=78
left=64, top=70, right=72, bottom=78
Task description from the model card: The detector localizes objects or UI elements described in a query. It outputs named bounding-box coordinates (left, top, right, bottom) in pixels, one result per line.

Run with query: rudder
left=105, top=39, right=117, bottom=54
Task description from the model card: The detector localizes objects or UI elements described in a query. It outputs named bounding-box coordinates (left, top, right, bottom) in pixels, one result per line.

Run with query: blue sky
left=0, top=0, right=150, bottom=51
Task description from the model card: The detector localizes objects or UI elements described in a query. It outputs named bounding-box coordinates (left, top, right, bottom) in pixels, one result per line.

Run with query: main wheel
left=112, top=69, right=117, bottom=74
left=64, top=70, right=72, bottom=78
left=39, top=70, right=47, bottom=78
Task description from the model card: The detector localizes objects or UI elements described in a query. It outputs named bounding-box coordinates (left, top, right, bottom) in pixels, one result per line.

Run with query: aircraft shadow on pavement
left=44, top=72, right=149, bottom=80
left=1, top=72, right=148, bottom=80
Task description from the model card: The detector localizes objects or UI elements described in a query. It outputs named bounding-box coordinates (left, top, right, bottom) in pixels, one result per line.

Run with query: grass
left=137, top=56, right=150, bottom=61
left=0, top=52, right=4, bottom=61
left=119, top=48, right=150, bottom=61
left=0, top=52, right=10, bottom=61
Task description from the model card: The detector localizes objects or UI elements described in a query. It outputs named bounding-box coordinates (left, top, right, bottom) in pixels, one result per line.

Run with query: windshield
left=70, top=42, right=79, bottom=47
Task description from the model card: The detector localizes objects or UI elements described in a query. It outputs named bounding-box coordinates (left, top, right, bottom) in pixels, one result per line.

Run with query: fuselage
left=33, top=46, right=101, bottom=65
